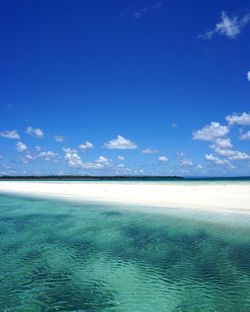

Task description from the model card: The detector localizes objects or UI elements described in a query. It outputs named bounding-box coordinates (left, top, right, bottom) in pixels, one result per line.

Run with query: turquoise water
left=1, top=195, right=250, bottom=311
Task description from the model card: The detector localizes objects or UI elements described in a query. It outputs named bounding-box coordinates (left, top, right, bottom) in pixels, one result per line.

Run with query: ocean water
left=1, top=194, right=250, bottom=311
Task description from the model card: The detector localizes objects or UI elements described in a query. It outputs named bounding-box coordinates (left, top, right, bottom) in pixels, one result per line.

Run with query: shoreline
left=0, top=181, right=249, bottom=213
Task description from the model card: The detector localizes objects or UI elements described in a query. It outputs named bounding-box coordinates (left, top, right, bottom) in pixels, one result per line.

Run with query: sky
left=0, top=0, right=250, bottom=177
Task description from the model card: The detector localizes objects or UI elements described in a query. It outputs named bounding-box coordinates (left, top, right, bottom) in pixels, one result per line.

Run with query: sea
left=0, top=179, right=250, bottom=311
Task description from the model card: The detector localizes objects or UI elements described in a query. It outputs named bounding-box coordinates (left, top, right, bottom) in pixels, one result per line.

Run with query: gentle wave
left=1, top=194, right=250, bottom=311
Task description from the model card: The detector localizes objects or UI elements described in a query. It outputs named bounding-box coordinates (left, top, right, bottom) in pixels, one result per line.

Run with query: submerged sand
left=0, top=181, right=249, bottom=213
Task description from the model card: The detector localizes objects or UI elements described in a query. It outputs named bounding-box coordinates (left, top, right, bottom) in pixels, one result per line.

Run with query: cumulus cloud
left=210, top=137, right=232, bottom=154
left=176, top=152, right=194, bottom=166
left=82, top=162, right=104, bottom=169
left=26, top=126, right=44, bottom=138
left=104, top=135, right=137, bottom=150
left=117, top=163, right=125, bottom=168
left=210, top=137, right=250, bottom=160
left=239, top=130, right=250, bottom=140
left=228, top=151, right=250, bottom=160
left=205, top=154, right=234, bottom=168
left=211, top=146, right=250, bottom=160
left=54, top=135, right=64, bottom=143
left=193, top=122, right=229, bottom=141
left=159, top=156, right=168, bottom=162
left=63, top=147, right=75, bottom=154
left=225, top=112, right=250, bottom=126
left=210, top=145, right=234, bottom=157
left=63, top=148, right=105, bottom=170
left=0, top=130, right=20, bottom=139
left=78, top=141, right=94, bottom=151
left=247, top=71, right=250, bottom=81
left=25, top=154, right=34, bottom=161
left=176, top=151, right=185, bottom=157
left=200, top=11, right=250, bottom=39
left=37, top=151, right=57, bottom=160
left=214, top=138, right=233, bottom=149
left=16, top=141, right=28, bottom=152
left=24, top=150, right=57, bottom=163
left=114, top=165, right=141, bottom=176
left=117, top=156, right=124, bottom=161
left=96, top=156, right=109, bottom=164
left=142, top=148, right=160, bottom=154
left=180, top=159, right=193, bottom=166
left=63, top=148, right=83, bottom=168
left=35, top=146, right=42, bottom=151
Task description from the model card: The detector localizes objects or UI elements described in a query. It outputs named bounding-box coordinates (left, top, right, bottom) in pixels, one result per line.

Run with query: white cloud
left=96, top=156, right=109, bottom=164
left=200, top=11, right=250, bottom=39
left=205, top=154, right=222, bottom=164
left=210, top=138, right=250, bottom=160
left=176, top=151, right=185, bottom=157
left=209, top=137, right=232, bottom=155
left=63, top=147, right=76, bottom=154
left=26, top=126, right=44, bottom=138
left=193, top=122, right=229, bottom=141
left=159, top=156, right=168, bottom=162
left=54, top=135, right=64, bottom=143
left=114, top=165, right=138, bottom=175
left=78, top=141, right=94, bottom=151
left=205, top=154, right=234, bottom=167
left=247, top=71, right=250, bottom=81
left=104, top=135, right=137, bottom=150
left=37, top=151, right=57, bottom=160
left=117, top=156, right=124, bottom=161
left=171, top=123, right=178, bottom=128
left=82, top=162, right=104, bottom=169
left=24, top=150, right=57, bottom=163
left=133, top=3, right=162, bottom=19
left=63, top=148, right=105, bottom=170
left=214, top=138, right=233, bottom=149
left=210, top=146, right=235, bottom=157
left=0, top=130, right=20, bottom=139
left=211, top=147, right=250, bottom=160
left=63, top=148, right=83, bottom=168
left=142, top=148, right=160, bottom=154
left=35, top=145, right=42, bottom=151
left=226, top=112, right=250, bottom=126
left=177, top=152, right=195, bottom=167
left=25, top=154, right=34, bottom=161
left=239, top=130, right=250, bottom=140
left=16, top=141, right=28, bottom=152
left=180, top=159, right=193, bottom=166
left=228, top=151, right=250, bottom=160
left=117, top=163, right=125, bottom=168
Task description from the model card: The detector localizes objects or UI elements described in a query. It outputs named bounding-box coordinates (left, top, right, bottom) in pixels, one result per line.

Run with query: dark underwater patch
left=102, top=210, right=122, bottom=217
left=36, top=279, right=117, bottom=311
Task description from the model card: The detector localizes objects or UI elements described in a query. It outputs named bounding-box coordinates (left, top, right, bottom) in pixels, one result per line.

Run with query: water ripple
left=1, top=195, right=250, bottom=311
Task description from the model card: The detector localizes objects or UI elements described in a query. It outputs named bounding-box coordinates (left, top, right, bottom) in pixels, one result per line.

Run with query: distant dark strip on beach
left=0, top=175, right=249, bottom=182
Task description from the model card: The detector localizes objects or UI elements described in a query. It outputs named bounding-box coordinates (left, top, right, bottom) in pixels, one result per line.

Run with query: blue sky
left=0, top=0, right=250, bottom=176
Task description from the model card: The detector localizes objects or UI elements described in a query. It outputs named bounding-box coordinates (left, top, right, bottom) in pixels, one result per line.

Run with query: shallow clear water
left=1, top=194, right=250, bottom=311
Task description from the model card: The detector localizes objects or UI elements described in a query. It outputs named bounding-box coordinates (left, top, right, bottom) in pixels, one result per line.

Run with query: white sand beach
left=0, top=181, right=249, bottom=213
